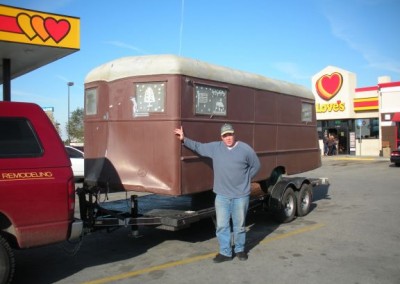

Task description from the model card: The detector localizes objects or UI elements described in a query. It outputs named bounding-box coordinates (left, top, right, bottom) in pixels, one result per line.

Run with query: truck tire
left=273, top=187, right=296, bottom=223
left=0, top=235, right=15, bottom=284
left=296, top=183, right=313, bottom=217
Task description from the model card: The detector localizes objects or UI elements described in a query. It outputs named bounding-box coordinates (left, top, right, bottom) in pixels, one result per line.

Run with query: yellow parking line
left=260, top=223, right=325, bottom=244
left=325, top=156, right=377, bottom=161
left=82, top=223, right=325, bottom=284
left=337, top=157, right=375, bottom=161
left=82, top=253, right=216, bottom=284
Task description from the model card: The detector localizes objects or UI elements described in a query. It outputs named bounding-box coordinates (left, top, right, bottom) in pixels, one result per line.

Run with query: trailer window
left=302, top=102, right=313, bottom=122
left=0, top=118, right=43, bottom=158
left=133, top=82, right=166, bottom=116
left=85, top=88, right=98, bottom=115
left=194, top=85, right=227, bottom=116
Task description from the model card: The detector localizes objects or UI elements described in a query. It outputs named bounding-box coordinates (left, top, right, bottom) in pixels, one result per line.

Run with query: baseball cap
left=220, top=123, right=234, bottom=136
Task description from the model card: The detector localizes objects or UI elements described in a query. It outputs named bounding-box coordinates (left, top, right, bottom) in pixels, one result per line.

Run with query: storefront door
left=325, top=127, right=349, bottom=155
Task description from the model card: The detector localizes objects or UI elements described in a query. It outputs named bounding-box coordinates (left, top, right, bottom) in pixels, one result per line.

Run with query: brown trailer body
left=84, top=55, right=321, bottom=196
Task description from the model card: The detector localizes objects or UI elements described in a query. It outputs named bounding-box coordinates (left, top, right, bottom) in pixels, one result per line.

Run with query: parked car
left=65, top=145, right=84, bottom=180
left=390, top=146, right=400, bottom=167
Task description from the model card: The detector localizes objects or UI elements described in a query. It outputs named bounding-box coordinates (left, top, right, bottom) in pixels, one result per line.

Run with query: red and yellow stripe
left=353, top=97, right=379, bottom=111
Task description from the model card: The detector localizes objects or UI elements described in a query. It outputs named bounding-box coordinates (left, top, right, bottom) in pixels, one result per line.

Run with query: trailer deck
left=80, top=177, right=327, bottom=232
left=93, top=190, right=266, bottom=230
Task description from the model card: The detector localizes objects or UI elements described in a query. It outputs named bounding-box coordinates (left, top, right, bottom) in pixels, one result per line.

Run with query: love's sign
left=0, top=5, right=79, bottom=49
left=16, top=13, right=71, bottom=43
left=315, top=72, right=343, bottom=101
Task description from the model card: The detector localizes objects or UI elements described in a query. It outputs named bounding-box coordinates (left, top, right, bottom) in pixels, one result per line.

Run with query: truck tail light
left=68, top=177, right=76, bottom=219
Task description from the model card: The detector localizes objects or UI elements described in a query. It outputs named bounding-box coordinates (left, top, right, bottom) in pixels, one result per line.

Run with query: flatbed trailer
left=79, top=54, right=325, bottom=234
left=77, top=177, right=327, bottom=233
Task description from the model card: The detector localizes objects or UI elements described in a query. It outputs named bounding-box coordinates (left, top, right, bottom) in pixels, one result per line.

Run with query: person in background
left=327, top=134, right=336, bottom=156
left=174, top=123, right=260, bottom=263
left=323, top=133, right=329, bottom=156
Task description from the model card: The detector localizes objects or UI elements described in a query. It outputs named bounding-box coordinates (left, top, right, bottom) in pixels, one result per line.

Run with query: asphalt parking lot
left=12, top=156, right=400, bottom=284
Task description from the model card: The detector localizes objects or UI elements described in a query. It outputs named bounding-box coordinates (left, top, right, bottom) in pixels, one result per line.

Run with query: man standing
left=174, top=123, right=260, bottom=263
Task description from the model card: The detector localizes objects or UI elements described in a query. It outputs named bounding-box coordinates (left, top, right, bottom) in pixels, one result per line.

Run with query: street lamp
left=67, top=82, right=74, bottom=144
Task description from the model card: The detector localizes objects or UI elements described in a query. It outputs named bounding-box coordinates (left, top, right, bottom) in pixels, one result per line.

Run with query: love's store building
left=312, top=66, right=400, bottom=157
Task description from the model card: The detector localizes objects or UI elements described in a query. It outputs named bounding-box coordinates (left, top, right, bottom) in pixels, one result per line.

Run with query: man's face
left=221, top=133, right=235, bottom=147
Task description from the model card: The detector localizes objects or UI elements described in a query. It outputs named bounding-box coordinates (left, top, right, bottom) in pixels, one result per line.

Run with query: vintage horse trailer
left=83, top=54, right=321, bottom=197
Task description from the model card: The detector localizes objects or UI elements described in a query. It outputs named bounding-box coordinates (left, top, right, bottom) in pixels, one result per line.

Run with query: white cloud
left=11, top=89, right=60, bottom=104
left=272, top=62, right=311, bottom=81
left=104, top=41, right=149, bottom=54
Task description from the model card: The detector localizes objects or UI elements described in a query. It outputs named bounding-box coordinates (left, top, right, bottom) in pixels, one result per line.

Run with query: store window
left=317, top=120, right=354, bottom=139
left=355, top=118, right=379, bottom=139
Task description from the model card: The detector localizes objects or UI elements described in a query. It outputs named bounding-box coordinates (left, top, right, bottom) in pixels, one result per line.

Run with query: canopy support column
left=2, top=58, right=11, bottom=101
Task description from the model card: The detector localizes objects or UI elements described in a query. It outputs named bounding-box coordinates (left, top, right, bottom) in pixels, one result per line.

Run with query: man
left=174, top=123, right=260, bottom=263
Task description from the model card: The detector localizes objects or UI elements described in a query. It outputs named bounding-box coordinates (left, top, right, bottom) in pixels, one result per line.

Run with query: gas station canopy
left=0, top=4, right=80, bottom=99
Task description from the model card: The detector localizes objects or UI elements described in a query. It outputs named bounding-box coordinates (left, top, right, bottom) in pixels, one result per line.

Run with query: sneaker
left=236, top=251, right=248, bottom=261
left=213, top=253, right=232, bottom=263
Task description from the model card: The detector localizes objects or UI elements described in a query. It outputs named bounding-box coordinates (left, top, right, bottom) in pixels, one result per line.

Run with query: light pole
left=67, top=82, right=74, bottom=144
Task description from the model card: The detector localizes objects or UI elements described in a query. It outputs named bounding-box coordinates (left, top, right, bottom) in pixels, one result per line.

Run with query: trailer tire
left=0, top=235, right=15, bottom=284
left=296, top=183, right=313, bottom=217
left=273, top=187, right=296, bottom=223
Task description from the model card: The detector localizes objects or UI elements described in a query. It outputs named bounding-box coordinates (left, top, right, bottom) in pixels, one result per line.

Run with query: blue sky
left=1, top=0, right=399, bottom=139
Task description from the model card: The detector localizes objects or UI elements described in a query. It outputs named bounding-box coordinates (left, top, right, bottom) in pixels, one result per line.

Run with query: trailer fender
left=268, top=177, right=310, bottom=210
left=296, top=182, right=313, bottom=217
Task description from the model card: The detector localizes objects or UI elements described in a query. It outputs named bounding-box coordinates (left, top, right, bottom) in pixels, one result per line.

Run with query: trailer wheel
left=296, top=183, right=313, bottom=217
left=273, top=187, right=296, bottom=223
left=0, top=235, right=15, bottom=284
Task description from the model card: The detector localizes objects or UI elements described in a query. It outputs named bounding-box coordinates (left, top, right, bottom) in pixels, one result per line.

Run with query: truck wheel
left=273, top=187, right=296, bottom=223
left=0, top=235, right=15, bottom=284
left=296, top=183, right=313, bottom=217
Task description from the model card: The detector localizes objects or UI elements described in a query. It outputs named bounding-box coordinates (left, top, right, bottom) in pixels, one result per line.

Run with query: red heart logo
left=44, top=17, right=70, bottom=43
left=315, top=72, right=343, bottom=101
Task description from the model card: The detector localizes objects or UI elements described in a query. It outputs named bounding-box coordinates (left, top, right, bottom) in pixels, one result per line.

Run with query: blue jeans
left=215, top=194, right=249, bottom=257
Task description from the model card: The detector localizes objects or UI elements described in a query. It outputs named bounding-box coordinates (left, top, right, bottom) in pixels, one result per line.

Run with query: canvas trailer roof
left=85, top=54, right=313, bottom=100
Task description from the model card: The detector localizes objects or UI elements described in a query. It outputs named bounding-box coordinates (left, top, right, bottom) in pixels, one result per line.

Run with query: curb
left=322, top=155, right=390, bottom=161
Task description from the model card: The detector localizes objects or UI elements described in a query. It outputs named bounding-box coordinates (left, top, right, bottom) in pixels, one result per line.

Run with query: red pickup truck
left=0, top=101, right=82, bottom=284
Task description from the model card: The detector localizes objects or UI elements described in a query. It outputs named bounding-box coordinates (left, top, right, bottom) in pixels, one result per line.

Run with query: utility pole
left=67, top=82, right=74, bottom=144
